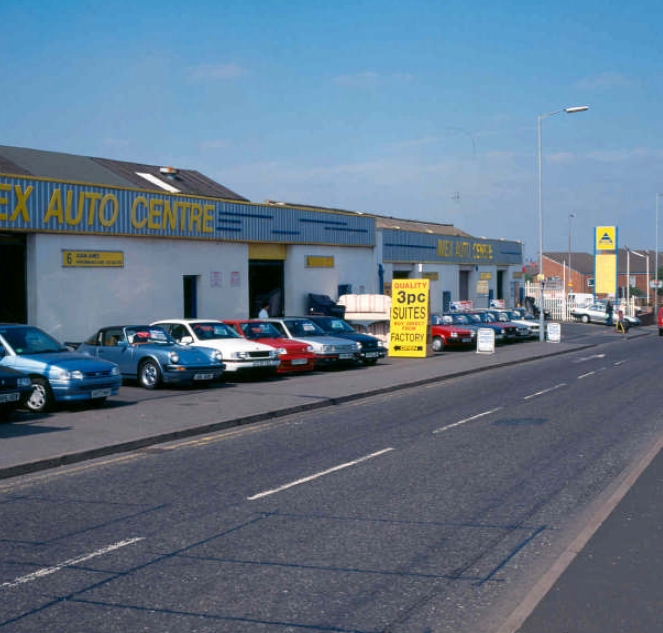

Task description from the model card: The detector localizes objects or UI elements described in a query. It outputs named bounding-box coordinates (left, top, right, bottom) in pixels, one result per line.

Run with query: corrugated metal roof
left=0, top=145, right=248, bottom=202
left=264, top=199, right=474, bottom=238
left=92, top=157, right=248, bottom=201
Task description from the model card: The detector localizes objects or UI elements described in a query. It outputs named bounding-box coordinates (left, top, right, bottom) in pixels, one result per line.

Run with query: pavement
left=1, top=324, right=661, bottom=632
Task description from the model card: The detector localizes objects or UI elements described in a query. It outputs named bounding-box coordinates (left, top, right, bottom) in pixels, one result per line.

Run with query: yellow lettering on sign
left=148, top=198, right=163, bottom=229
left=0, top=183, right=10, bottom=220
left=12, top=185, right=32, bottom=222
left=456, top=242, right=470, bottom=258
left=131, top=196, right=148, bottom=229
left=99, top=194, right=118, bottom=227
left=203, top=203, right=214, bottom=233
left=44, top=189, right=65, bottom=223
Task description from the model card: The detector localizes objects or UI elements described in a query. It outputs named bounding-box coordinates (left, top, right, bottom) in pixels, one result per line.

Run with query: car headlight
left=169, top=352, right=180, bottom=363
left=357, top=341, right=364, bottom=350
left=54, top=368, right=84, bottom=380
left=232, top=351, right=249, bottom=360
left=321, top=345, right=333, bottom=353
left=306, top=345, right=315, bottom=353
left=111, top=366, right=121, bottom=376
left=17, top=377, right=31, bottom=387
left=450, top=332, right=458, bottom=338
left=212, top=350, right=223, bottom=363
left=276, top=347, right=287, bottom=355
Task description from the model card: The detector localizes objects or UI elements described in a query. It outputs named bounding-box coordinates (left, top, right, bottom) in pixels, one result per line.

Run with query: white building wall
left=284, top=245, right=377, bottom=315
left=29, top=234, right=247, bottom=342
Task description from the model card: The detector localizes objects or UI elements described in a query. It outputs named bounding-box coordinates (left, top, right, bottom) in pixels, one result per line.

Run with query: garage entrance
left=0, top=233, right=27, bottom=323
left=248, top=244, right=286, bottom=318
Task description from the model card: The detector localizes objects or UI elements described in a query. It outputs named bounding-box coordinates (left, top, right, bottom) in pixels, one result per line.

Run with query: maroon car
left=225, top=320, right=317, bottom=374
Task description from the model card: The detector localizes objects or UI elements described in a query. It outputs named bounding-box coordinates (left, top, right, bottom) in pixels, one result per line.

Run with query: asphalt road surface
left=1, top=332, right=661, bottom=632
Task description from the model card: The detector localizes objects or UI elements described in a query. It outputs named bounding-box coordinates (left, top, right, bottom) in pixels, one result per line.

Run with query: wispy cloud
left=577, top=71, right=631, bottom=90
left=333, top=71, right=414, bottom=88
left=189, top=63, right=247, bottom=82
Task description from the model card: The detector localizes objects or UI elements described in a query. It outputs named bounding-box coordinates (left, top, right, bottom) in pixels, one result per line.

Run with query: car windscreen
left=191, top=322, right=240, bottom=340
left=240, top=322, right=282, bottom=340
left=0, top=326, right=65, bottom=355
left=284, top=319, right=326, bottom=337
left=126, top=326, right=175, bottom=345
left=317, top=318, right=354, bottom=333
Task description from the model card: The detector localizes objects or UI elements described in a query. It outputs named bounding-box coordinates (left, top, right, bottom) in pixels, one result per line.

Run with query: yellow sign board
left=595, top=253, right=617, bottom=295
left=62, top=250, right=124, bottom=267
left=595, top=226, right=616, bottom=251
left=388, top=279, right=430, bottom=358
left=306, top=255, right=334, bottom=267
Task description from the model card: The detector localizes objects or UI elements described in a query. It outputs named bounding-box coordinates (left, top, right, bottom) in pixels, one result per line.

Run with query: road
left=1, top=331, right=661, bottom=632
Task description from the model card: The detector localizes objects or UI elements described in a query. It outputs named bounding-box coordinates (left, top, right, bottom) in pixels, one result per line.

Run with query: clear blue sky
left=3, top=0, right=662, bottom=260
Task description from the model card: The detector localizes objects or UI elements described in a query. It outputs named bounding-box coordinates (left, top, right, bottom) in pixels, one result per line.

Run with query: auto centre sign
left=0, top=174, right=374, bottom=246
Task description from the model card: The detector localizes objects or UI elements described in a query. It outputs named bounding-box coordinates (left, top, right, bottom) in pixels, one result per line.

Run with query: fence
left=523, top=282, right=639, bottom=322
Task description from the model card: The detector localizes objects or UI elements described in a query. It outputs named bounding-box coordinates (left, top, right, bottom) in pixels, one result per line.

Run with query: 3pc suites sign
left=388, top=279, right=432, bottom=358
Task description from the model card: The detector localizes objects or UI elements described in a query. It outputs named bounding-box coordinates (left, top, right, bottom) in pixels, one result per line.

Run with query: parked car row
left=0, top=316, right=388, bottom=419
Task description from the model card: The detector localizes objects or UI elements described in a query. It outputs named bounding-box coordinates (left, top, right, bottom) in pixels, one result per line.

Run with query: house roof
left=0, top=145, right=248, bottom=201
left=545, top=249, right=659, bottom=274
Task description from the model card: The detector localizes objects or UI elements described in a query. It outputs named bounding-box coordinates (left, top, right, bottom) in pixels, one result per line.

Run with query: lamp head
left=565, top=106, right=589, bottom=113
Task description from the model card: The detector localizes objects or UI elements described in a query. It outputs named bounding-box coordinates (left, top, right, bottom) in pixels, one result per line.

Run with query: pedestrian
left=258, top=302, right=270, bottom=319
left=615, top=309, right=627, bottom=334
left=605, top=300, right=613, bottom=326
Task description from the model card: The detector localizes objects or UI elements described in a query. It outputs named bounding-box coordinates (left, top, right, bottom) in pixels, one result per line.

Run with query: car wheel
left=581, top=315, right=589, bottom=323
left=26, top=377, right=53, bottom=413
left=432, top=337, right=445, bottom=352
left=659, top=329, right=663, bottom=337
left=138, top=359, right=161, bottom=389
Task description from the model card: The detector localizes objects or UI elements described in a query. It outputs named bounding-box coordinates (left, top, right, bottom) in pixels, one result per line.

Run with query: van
left=567, top=292, right=593, bottom=307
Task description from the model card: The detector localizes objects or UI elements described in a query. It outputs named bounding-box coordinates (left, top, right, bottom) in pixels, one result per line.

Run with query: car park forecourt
left=262, top=317, right=360, bottom=367
left=224, top=319, right=316, bottom=374
left=78, top=325, right=225, bottom=389
left=0, top=324, right=122, bottom=412
left=151, top=319, right=280, bottom=376
left=0, top=365, right=33, bottom=420
left=305, top=315, right=386, bottom=365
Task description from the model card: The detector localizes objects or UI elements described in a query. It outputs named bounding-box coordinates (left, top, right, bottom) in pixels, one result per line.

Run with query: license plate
left=365, top=351, right=378, bottom=358
left=291, top=358, right=308, bottom=365
left=0, top=392, right=20, bottom=403
left=91, top=388, right=111, bottom=398
left=339, top=353, right=354, bottom=359
left=253, top=360, right=273, bottom=367
left=461, top=338, right=471, bottom=343
left=194, top=373, right=215, bottom=380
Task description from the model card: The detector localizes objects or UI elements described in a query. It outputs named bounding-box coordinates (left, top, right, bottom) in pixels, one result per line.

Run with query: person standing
left=258, top=302, right=270, bottom=319
left=605, top=300, right=613, bottom=326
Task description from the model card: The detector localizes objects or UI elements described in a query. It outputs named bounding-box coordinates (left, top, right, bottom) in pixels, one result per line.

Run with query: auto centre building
left=0, top=145, right=524, bottom=342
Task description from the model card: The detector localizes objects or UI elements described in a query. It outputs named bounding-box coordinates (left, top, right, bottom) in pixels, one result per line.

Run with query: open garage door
left=0, top=234, right=27, bottom=323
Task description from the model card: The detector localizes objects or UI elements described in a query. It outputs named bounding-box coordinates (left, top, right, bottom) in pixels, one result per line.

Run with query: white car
left=151, top=319, right=280, bottom=375
left=570, top=303, right=641, bottom=326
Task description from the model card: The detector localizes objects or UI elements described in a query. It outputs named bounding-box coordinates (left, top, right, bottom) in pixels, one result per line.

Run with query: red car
left=224, top=320, right=317, bottom=374
left=431, top=314, right=476, bottom=352
left=658, top=307, right=663, bottom=336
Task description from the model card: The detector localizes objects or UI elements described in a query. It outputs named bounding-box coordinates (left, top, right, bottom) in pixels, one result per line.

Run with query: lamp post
left=567, top=213, right=575, bottom=292
left=656, top=194, right=663, bottom=316
left=537, top=106, right=589, bottom=341
left=631, top=248, right=648, bottom=306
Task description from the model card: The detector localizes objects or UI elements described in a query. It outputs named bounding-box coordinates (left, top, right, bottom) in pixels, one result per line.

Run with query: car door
left=96, top=328, right=136, bottom=376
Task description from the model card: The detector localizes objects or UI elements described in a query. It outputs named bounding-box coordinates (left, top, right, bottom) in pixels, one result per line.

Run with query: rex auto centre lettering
left=437, top=239, right=493, bottom=261
left=0, top=179, right=215, bottom=236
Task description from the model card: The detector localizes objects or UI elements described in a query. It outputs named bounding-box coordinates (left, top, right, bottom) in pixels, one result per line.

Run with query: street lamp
left=537, top=105, right=589, bottom=341
left=567, top=213, right=575, bottom=292
left=631, top=248, right=648, bottom=306
left=656, top=193, right=663, bottom=316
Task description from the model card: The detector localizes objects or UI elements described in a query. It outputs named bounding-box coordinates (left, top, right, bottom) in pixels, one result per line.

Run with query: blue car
left=0, top=365, right=33, bottom=420
left=0, top=324, right=122, bottom=413
left=77, top=325, right=226, bottom=389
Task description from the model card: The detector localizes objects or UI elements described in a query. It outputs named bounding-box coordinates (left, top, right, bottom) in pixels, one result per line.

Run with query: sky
left=2, top=0, right=663, bottom=261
